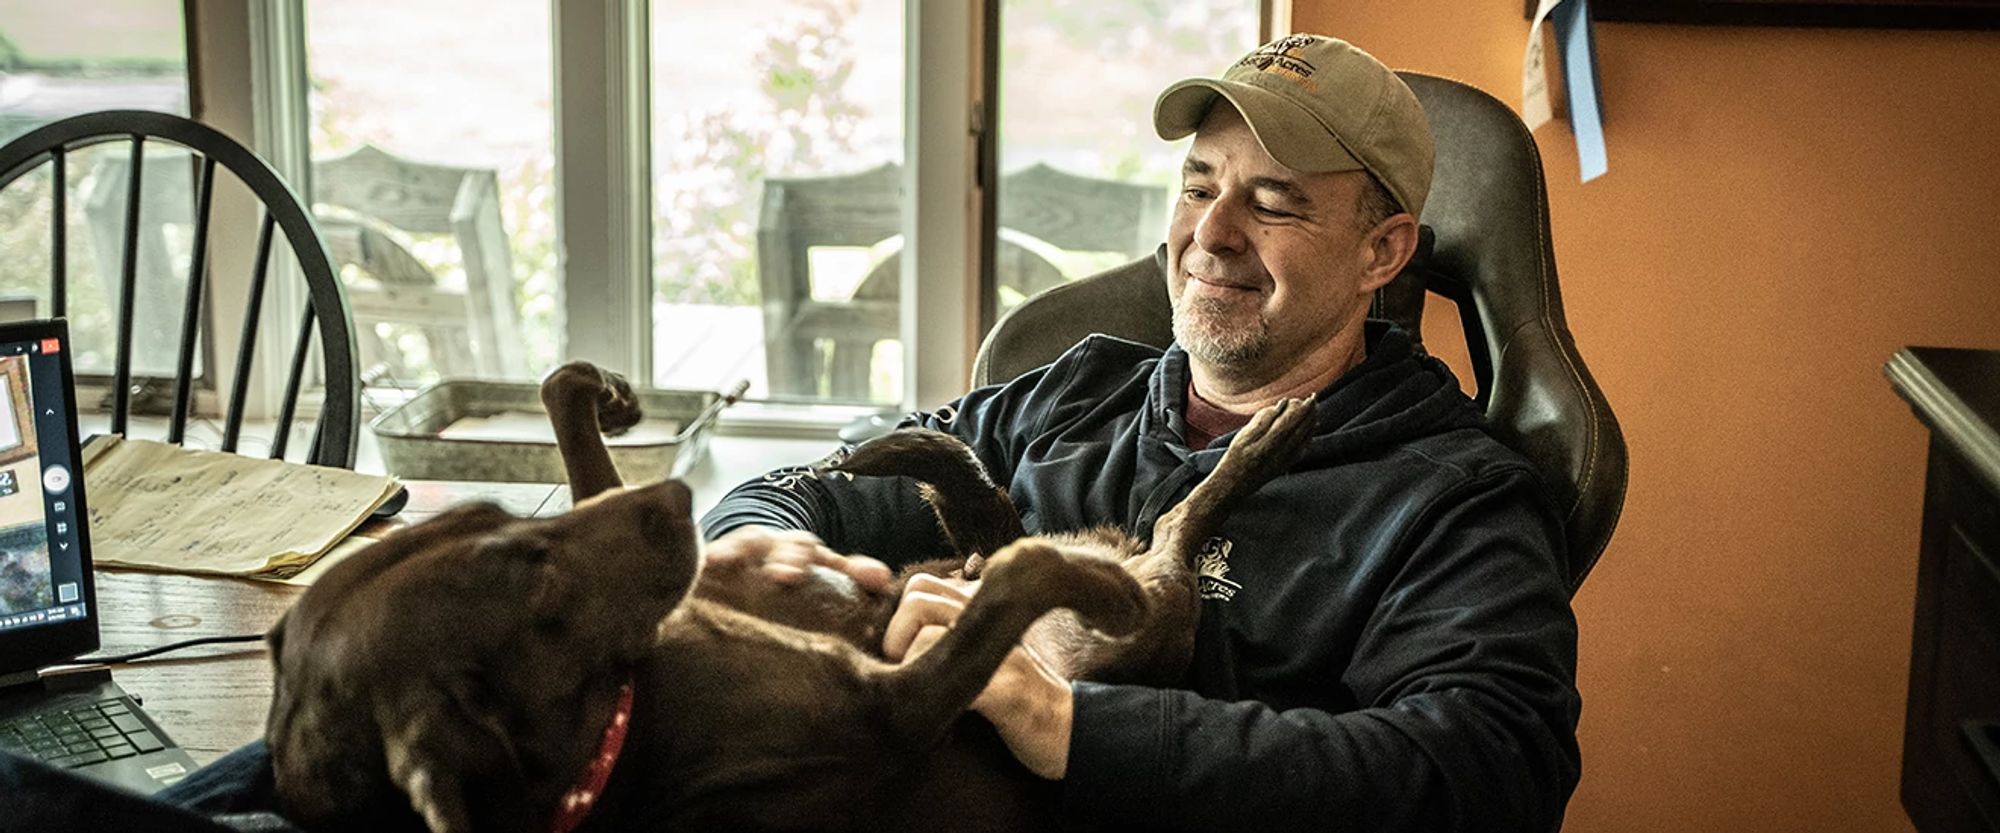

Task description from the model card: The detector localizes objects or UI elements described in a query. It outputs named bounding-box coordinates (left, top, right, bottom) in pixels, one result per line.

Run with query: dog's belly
left=633, top=602, right=1053, bottom=832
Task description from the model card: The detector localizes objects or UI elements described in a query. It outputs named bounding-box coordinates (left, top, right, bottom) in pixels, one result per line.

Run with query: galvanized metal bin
left=370, top=380, right=742, bottom=484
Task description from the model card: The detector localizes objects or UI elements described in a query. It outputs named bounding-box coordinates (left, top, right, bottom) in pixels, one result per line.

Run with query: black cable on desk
left=59, top=633, right=267, bottom=666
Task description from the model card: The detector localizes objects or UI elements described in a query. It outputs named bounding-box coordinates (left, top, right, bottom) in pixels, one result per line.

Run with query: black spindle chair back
left=0, top=110, right=359, bottom=469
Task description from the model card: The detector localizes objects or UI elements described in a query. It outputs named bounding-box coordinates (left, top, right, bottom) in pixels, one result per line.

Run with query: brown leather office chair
left=970, top=72, right=1628, bottom=592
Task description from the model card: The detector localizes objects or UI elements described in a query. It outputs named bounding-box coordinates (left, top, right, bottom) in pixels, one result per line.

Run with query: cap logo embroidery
left=1196, top=537, right=1242, bottom=601
left=1235, top=34, right=1319, bottom=91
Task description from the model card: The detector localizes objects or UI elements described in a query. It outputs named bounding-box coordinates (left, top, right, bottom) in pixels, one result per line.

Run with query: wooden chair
left=311, top=145, right=522, bottom=380
left=0, top=110, right=360, bottom=468
left=754, top=162, right=1168, bottom=402
left=85, top=144, right=522, bottom=382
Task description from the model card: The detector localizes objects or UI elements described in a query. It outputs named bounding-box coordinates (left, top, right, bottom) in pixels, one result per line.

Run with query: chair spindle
left=167, top=155, right=218, bottom=444
left=50, top=148, right=66, bottom=318
left=223, top=212, right=277, bottom=454
left=270, top=305, right=315, bottom=461
left=111, top=136, right=146, bottom=435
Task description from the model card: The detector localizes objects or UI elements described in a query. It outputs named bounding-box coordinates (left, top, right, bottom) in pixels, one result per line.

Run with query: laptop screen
left=0, top=320, right=96, bottom=673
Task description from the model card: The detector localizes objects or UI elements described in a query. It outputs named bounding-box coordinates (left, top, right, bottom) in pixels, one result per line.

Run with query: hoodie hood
left=1147, top=321, right=1486, bottom=467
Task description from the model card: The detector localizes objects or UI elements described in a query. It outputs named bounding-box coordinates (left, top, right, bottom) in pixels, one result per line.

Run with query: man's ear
left=1359, top=213, right=1421, bottom=294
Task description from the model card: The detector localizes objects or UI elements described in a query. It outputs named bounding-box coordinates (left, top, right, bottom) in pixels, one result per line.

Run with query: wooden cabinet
left=1888, top=347, right=2000, bottom=833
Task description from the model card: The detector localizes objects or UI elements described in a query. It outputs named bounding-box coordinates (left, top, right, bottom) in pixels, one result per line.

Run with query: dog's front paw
left=543, top=361, right=643, bottom=436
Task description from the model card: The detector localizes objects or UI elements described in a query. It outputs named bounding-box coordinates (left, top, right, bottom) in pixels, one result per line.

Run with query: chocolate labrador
left=264, top=362, right=1312, bottom=833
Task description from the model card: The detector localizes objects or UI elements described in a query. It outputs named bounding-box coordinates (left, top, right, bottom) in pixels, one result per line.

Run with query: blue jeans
left=0, top=741, right=296, bottom=832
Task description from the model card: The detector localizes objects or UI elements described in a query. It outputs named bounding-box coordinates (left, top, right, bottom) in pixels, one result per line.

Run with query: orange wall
left=1296, top=4, right=2000, bottom=832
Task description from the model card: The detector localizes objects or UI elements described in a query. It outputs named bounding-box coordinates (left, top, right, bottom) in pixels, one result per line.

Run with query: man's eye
left=1182, top=187, right=1213, bottom=201
left=1252, top=205, right=1294, bottom=218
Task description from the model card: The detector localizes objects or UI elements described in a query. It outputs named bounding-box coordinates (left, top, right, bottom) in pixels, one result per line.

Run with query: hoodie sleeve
left=1060, top=469, right=1582, bottom=833
left=697, top=340, right=1097, bottom=566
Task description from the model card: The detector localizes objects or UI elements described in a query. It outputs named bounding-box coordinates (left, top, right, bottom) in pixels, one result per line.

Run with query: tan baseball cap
left=1155, top=34, right=1435, bottom=220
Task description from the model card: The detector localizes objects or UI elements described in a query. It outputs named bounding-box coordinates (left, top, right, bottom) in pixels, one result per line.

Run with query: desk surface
left=90, top=480, right=570, bottom=765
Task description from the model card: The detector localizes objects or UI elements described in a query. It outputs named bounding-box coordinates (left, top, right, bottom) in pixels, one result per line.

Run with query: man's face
left=1166, top=105, right=1384, bottom=378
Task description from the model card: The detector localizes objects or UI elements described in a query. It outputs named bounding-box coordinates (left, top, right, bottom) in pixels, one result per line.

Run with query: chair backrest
left=0, top=110, right=360, bottom=468
left=970, top=73, right=1628, bottom=592
left=312, top=144, right=522, bottom=377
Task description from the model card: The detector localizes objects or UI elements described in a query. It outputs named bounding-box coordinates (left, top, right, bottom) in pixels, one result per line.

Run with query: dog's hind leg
left=872, top=540, right=1146, bottom=747
left=1058, top=395, right=1317, bottom=685
left=540, top=361, right=644, bottom=501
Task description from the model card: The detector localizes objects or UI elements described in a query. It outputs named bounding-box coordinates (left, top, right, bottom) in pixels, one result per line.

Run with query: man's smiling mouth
left=1188, top=274, right=1262, bottom=293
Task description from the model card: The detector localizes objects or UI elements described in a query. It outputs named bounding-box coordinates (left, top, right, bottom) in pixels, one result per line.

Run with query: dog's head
left=266, top=479, right=700, bottom=833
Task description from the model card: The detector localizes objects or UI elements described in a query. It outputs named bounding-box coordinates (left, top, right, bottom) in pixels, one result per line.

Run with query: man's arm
left=1025, top=470, right=1579, bottom=832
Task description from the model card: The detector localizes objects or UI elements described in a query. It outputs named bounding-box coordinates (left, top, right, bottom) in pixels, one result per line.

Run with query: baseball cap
left=1154, top=34, right=1435, bottom=219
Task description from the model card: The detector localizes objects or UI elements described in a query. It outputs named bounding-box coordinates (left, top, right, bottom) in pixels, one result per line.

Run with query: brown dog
left=264, top=362, right=1312, bottom=832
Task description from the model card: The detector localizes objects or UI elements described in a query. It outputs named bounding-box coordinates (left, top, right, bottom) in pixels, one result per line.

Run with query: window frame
left=193, top=0, right=1284, bottom=427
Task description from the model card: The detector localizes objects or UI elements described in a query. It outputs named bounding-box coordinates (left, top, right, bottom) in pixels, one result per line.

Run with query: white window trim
left=185, top=0, right=315, bottom=422
left=554, top=0, right=654, bottom=380
left=902, top=0, right=987, bottom=412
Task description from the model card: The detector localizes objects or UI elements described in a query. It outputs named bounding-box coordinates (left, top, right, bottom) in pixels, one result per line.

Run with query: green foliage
left=652, top=0, right=869, bottom=307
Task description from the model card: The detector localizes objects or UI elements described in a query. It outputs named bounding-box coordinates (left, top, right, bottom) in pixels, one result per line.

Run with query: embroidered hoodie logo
left=1196, top=537, right=1241, bottom=601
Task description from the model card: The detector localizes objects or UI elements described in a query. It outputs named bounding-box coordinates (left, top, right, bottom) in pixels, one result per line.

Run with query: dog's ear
left=472, top=536, right=581, bottom=632
left=383, top=682, right=533, bottom=833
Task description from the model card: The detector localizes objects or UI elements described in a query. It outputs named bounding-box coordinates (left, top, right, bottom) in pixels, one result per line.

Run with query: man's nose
left=1192, top=197, right=1248, bottom=255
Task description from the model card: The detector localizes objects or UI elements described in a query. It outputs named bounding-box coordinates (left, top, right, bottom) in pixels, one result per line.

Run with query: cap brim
left=1153, top=78, right=1366, bottom=175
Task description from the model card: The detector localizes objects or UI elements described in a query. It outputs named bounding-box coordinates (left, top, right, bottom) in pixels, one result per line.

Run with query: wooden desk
left=1887, top=347, right=2000, bottom=833
left=88, top=480, right=569, bottom=765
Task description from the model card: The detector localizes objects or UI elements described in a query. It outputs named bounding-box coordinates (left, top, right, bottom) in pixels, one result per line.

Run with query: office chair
left=971, top=73, right=1628, bottom=592
left=0, top=110, right=361, bottom=468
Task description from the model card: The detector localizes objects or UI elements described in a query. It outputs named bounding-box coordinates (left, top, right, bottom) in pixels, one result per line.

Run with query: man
left=701, top=33, right=1581, bottom=833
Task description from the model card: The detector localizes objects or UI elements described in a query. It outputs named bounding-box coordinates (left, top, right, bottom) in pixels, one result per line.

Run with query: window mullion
left=902, top=0, right=988, bottom=410
left=554, top=0, right=653, bottom=380
left=187, top=0, right=310, bottom=420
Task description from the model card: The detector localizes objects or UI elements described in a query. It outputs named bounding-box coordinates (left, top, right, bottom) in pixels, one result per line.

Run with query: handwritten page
left=81, top=436, right=401, bottom=577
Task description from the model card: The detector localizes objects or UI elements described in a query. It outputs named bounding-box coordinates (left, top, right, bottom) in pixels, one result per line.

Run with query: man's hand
left=703, top=526, right=892, bottom=593
left=886, top=576, right=1074, bottom=780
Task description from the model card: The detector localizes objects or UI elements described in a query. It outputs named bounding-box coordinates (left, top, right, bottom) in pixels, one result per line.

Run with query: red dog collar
left=548, top=678, right=635, bottom=833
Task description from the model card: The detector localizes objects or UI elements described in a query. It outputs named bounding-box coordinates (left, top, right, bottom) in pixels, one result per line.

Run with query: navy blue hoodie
left=701, top=322, right=1581, bottom=832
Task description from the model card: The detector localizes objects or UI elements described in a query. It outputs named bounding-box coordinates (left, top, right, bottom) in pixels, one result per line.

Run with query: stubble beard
left=1172, top=294, right=1272, bottom=368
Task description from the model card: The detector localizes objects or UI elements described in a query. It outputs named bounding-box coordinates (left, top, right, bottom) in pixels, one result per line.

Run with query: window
left=303, top=0, right=557, bottom=386
left=649, top=0, right=906, bottom=405
left=0, top=0, right=190, bottom=376
left=993, top=0, right=1260, bottom=320
left=3, top=1, right=1275, bottom=426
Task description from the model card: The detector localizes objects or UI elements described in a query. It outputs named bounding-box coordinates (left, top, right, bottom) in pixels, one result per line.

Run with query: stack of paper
left=80, top=436, right=402, bottom=579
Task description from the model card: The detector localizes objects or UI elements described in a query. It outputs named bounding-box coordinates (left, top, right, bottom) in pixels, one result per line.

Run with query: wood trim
left=1526, top=0, right=2000, bottom=29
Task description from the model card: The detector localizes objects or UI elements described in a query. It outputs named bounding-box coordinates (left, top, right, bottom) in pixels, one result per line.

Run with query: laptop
left=0, top=318, right=200, bottom=793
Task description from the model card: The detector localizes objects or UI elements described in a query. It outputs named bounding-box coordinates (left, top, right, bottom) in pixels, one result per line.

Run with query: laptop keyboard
left=0, top=698, right=168, bottom=768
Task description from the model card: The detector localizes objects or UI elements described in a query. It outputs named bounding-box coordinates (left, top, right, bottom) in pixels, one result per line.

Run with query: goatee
left=1172, top=296, right=1270, bottom=367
